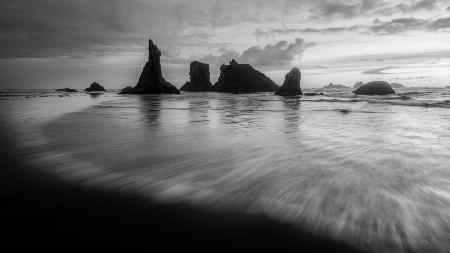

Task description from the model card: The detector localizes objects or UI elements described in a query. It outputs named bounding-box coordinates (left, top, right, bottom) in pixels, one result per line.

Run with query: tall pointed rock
left=120, top=39, right=179, bottom=94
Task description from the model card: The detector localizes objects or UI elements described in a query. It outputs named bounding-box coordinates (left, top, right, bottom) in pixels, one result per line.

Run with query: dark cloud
left=362, top=66, right=394, bottom=74
left=368, top=18, right=427, bottom=35
left=257, top=15, right=450, bottom=37
left=428, top=17, right=450, bottom=30
left=310, top=0, right=378, bottom=19
left=306, top=0, right=442, bottom=20
left=0, top=0, right=214, bottom=59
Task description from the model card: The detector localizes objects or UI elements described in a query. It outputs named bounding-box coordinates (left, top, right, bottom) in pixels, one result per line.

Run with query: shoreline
left=0, top=127, right=368, bottom=252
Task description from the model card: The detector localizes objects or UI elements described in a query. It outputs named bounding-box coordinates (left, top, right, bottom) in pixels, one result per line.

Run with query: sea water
left=1, top=88, right=449, bottom=253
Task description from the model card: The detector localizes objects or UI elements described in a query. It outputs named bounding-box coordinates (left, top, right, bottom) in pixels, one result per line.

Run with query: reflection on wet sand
left=10, top=92, right=450, bottom=253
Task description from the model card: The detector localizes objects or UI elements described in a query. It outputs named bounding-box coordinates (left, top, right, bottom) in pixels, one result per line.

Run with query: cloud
left=310, top=0, right=379, bottom=19
left=362, top=66, right=394, bottom=74
left=257, top=15, right=450, bottom=36
left=0, top=0, right=216, bottom=59
left=368, top=18, right=427, bottom=35
left=239, top=38, right=314, bottom=67
left=428, top=17, right=450, bottom=30
left=194, top=38, right=314, bottom=71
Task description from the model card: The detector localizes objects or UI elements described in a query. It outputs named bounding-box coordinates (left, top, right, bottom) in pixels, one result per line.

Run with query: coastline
left=0, top=123, right=367, bottom=252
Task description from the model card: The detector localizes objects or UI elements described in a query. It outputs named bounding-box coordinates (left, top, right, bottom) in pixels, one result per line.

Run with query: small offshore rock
left=275, top=68, right=302, bottom=96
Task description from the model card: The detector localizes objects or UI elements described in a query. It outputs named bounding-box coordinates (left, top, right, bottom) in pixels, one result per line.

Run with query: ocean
left=1, top=87, right=449, bottom=253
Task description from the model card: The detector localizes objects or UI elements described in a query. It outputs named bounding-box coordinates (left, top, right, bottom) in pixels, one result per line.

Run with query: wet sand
left=0, top=133, right=366, bottom=252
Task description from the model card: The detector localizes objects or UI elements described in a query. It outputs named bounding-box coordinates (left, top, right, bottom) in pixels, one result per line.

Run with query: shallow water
left=1, top=88, right=450, bottom=253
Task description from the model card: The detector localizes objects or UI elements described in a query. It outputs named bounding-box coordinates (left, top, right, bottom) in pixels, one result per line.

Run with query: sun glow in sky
left=1, top=0, right=450, bottom=89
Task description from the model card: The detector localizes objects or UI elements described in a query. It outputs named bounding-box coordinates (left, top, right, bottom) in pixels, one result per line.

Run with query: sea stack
left=353, top=81, right=395, bottom=95
left=212, top=59, right=279, bottom=93
left=120, top=39, right=179, bottom=94
left=180, top=61, right=212, bottom=92
left=85, top=82, right=106, bottom=92
left=275, top=68, right=302, bottom=96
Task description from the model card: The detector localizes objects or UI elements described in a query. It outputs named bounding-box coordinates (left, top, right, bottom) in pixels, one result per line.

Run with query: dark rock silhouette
left=56, top=88, right=77, bottom=92
left=85, top=82, right=106, bottom=92
left=120, top=86, right=134, bottom=94
left=120, top=39, right=179, bottom=94
left=212, top=59, right=279, bottom=93
left=180, top=61, right=212, bottom=92
left=323, top=83, right=349, bottom=89
left=304, top=93, right=324, bottom=96
left=353, top=81, right=395, bottom=95
left=275, top=68, right=302, bottom=96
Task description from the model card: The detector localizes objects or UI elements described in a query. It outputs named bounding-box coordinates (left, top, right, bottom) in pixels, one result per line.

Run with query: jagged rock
left=85, top=82, right=106, bottom=92
left=180, top=61, right=212, bottom=92
left=120, top=39, right=179, bottom=94
left=211, top=59, right=279, bottom=93
left=56, top=88, right=77, bottom=92
left=353, top=81, right=364, bottom=89
left=353, top=81, right=395, bottom=95
left=275, top=68, right=302, bottom=96
left=323, top=83, right=349, bottom=89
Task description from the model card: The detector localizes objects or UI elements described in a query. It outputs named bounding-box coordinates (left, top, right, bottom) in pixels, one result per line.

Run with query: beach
left=1, top=89, right=449, bottom=252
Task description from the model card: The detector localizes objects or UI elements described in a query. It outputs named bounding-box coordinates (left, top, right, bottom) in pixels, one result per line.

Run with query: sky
left=1, top=0, right=450, bottom=89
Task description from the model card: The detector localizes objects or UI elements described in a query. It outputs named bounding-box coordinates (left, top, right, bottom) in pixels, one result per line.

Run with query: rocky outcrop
left=353, top=81, right=395, bottom=95
left=212, top=59, right=279, bottom=93
left=275, top=68, right=302, bottom=96
left=353, top=81, right=364, bottom=89
left=120, top=39, right=179, bottom=94
left=56, top=88, right=77, bottom=92
left=323, top=83, right=349, bottom=89
left=85, top=82, right=106, bottom=92
left=180, top=61, right=212, bottom=92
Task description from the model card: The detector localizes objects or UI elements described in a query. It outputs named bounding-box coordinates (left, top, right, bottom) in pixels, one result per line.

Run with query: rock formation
left=85, top=82, right=106, bottom=92
left=353, top=81, right=395, bottom=95
left=180, top=61, right=212, bottom=92
left=120, top=39, right=179, bottom=94
left=353, top=81, right=364, bottom=89
left=212, top=59, right=279, bottom=93
left=275, top=68, right=302, bottom=96
left=323, top=83, right=349, bottom=89
left=56, top=88, right=77, bottom=92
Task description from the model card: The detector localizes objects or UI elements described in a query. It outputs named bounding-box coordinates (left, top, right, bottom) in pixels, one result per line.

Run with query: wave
left=302, top=95, right=450, bottom=109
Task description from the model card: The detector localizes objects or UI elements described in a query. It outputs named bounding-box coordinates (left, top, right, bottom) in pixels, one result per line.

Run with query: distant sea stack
left=353, top=81, right=395, bottom=95
left=323, top=83, right=349, bottom=89
left=180, top=61, right=212, bottom=92
left=212, top=59, right=279, bottom=93
left=275, top=68, right=302, bottom=96
left=120, top=39, right=179, bottom=94
left=85, top=82, right=106, bottom=92
left=56, top=88, right=77, bottom=92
